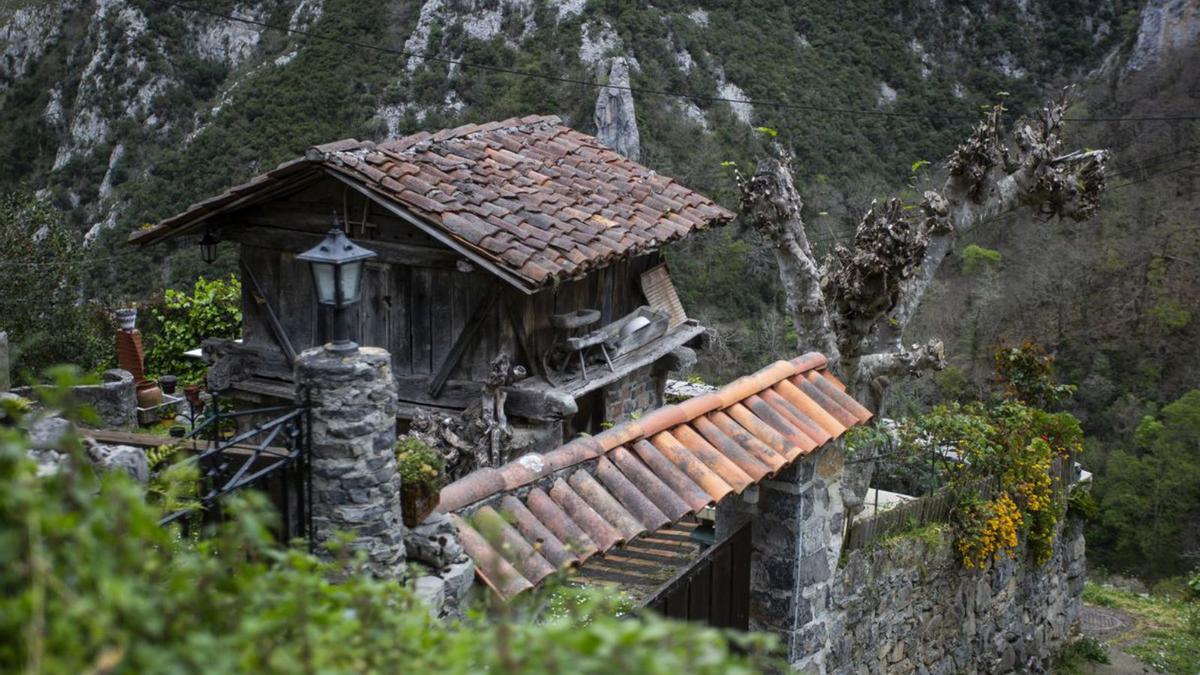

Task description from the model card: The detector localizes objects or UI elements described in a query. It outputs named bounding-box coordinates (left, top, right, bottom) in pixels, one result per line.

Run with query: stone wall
left=822, top=519, right=1087, bottom=675
left=601, top=364, right=664, bottom=423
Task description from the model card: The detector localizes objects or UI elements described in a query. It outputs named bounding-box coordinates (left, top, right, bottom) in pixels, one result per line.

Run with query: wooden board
left=640, top=264, right=687, bottom=329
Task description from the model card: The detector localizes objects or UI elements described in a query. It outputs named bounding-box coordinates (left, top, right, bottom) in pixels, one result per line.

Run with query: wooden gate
left=642, top=520, right=752, bottom=629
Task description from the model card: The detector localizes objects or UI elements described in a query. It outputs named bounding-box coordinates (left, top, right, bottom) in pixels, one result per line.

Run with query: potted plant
left=396, top=436, right=446, bottom=528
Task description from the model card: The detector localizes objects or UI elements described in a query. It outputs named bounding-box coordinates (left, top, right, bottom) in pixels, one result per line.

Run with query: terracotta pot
left=136, top=385, right=163, bottom=408
left=401, top=482, right=441, bottom=528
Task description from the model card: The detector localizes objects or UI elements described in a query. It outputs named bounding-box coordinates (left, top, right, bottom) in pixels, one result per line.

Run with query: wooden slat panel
left=240, top=246, right=278, bottom=347
left=430, top=269, right=454, bottom=371
left=360, top=263, right=391, bottom=350
left=687, top=563, right=712, bottom=623
left=710, top=544, right=733, bottom=628
left=391, top=265, right=413, bottom=373
left=276, top=251, right=316, bottom=350
left=640, top=264, right=687, bottom=329
left=730, top=526, right=751, bottom=630
left=410, top=267, right=434, bottom=374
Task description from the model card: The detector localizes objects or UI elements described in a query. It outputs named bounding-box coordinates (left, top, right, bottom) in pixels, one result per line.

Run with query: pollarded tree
left=737, top=94, right=1107, bottom=416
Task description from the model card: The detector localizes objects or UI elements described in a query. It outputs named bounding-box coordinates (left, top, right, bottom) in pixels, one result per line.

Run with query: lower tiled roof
left=443, top=352, right=872, bottom=599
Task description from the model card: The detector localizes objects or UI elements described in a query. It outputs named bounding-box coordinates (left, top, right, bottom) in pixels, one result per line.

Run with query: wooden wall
left=226, top=174, right=661, bottom=402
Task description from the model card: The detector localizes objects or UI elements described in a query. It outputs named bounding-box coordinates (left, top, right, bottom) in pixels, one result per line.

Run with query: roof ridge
left=378, top=114, right=564, bottom=153
left=440, top=352, right=860, bottom=512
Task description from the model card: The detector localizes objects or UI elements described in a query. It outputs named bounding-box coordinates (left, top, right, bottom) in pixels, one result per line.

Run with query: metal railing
left=159, top=397, right=311, bottom=543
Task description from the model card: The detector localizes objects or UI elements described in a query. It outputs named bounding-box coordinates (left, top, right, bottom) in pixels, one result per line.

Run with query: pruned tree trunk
left=739, top=93, right=1107, bottom=417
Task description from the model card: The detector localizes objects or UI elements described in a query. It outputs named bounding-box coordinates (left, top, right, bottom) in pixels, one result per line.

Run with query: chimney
left=115, top=309, right=161, bottom=407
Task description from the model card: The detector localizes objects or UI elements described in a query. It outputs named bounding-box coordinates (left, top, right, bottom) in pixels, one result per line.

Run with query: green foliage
left=1067, top=488, right=1100, bottom=522
left=0, top=192, right=111, bottom=383
left=1053, top=636, right=1110, bottom=674
left=1148, top=297, right=1193, bottom=332
left=894, top=398, right=1082, bottom=568
left=0, top=406, right=775, bottom=673
left=960, top=244, right=1002, bottom=275
left=145, top=275, right=242, bottom=384
left=933, top=365, right=972, bottom=401
left=1091, top=390, right=1200, bottom=579
left=1189, top=570, right=1200, bottom=602
left=993, top=341, right=1076, bottom=409
left=395, top=436, right=446, bottom=489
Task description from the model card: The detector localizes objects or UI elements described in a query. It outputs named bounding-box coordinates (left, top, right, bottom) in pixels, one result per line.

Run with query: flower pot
left=136, top=384, right=163, bottom=408
left=160, top=375, right=177, bottom=395
left=115, top=308, right=137, bottom=331
left=401, top=482, right=441, bottom=528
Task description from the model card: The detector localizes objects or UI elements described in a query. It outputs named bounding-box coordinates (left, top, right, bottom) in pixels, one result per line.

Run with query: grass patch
left=1081, top=582, right=1200, bottom=673
left=877, top=522, right=948, bottom=550
left=1054, top=636, right=1110, bottom=674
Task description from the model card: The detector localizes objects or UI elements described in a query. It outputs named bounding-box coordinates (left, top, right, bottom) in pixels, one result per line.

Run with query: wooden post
left=0, top=331, right=9, bottom=392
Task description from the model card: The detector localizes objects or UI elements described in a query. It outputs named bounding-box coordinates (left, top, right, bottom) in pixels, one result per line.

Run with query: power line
left=146, top=0, right=1200, bottom=125
left=1108, top=161, right=1200, bottom=191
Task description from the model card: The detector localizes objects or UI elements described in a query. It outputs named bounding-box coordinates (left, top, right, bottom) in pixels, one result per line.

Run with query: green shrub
left=960, top=244, right=1002, bottom=275
left=0, top=394, right=776, bottom=673
left=396, top=436, right=446, bottom=489
left=145, top=275, right=242, bottom=384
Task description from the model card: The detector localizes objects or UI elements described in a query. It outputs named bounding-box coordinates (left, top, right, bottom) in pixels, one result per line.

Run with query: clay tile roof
left=442, top=353, right=873, bottom=599
left=130, top=115, right=735, bottom=292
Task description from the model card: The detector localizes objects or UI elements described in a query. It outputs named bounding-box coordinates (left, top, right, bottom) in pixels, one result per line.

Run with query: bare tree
left=738, top=95, right=1108, bottom=416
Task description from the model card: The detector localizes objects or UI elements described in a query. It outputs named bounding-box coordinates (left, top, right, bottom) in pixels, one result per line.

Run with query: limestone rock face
left=594, top=57, right=640, bottom=162
left=1127, top=0, right=1200, bottom=72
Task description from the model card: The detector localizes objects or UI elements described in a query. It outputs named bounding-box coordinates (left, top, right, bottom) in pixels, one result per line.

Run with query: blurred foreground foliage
left=0, top=381, right=776, bottom=674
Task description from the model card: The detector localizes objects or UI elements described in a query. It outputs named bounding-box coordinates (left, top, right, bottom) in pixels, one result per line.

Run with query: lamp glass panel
left=338, top=260, right=364, bottom=305
left=310, top=262, right=337, bottom=304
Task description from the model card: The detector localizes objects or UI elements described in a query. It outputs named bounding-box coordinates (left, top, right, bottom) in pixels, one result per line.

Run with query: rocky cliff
left=0, top=0, right=1133, bottom=276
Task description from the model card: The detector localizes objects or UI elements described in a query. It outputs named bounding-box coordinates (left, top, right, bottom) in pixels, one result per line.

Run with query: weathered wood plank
left=276, top=251, right=316, bottom=349
left=410, top=268, right=434, bottom=374
left=391, top=265, right=412, bottom=373
left=430, top=269, right=454, bottom=372
left=428, top=293, right=497, bottom=398
left=240, top=260, right=298, bottom=365
left=360, top=263, right=391, bottom=350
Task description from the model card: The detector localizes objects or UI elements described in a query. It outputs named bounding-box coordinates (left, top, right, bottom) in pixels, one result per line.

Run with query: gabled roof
left=130, top=115, right=735, bottom=292
left=442, top=353, right=873, bottom=599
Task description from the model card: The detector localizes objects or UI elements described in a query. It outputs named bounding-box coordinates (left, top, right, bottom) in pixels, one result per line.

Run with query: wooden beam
left=427, top=293, right=498, bottom=398
left=240, top=261, right=298, bottom=365
left=225, top=226, right=460, bottom=268
left=503, top=293, right=541, bottom=378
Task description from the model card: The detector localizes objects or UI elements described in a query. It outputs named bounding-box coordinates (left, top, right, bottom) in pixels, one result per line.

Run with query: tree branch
left=738, top=153, right=841, bottom=364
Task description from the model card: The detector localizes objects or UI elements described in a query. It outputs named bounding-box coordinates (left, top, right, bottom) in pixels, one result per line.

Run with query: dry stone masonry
left=824, top=519, right=1087, bottom=674
left=295, top=346, right=406, bottom=578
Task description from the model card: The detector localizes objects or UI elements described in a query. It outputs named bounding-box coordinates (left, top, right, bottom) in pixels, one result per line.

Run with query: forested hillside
left=2, top=0, right=1198, bottom=581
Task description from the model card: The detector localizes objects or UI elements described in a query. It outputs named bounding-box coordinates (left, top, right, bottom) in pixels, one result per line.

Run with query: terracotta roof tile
left=131, top=116, right=735, bottom=290
left=442, top=353, right=873, bottom=599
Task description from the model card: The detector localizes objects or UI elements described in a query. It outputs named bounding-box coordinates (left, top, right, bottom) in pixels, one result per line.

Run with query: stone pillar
left=295, top=346, right=405, bottom=578
left=749, top=443, right=846, bottom=672
left=0, top=331, right=9, bottom=392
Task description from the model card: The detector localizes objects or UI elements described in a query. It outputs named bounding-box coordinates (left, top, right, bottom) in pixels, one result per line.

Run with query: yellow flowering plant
left=903, top=400, right=1083, bottom=569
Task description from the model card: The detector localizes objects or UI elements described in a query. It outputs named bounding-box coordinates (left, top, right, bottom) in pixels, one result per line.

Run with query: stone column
left=0, top=331, right=9, bottom=392
left=749, top=443, right=846, bottom=672
left=295, top=345, right=405, bottom=578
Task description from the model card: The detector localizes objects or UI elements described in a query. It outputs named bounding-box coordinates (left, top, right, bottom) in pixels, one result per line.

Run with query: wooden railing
left=844, top=454, right=1074, bottom=553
